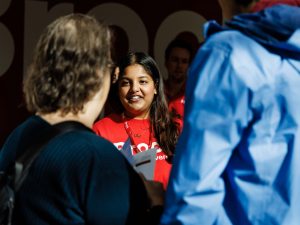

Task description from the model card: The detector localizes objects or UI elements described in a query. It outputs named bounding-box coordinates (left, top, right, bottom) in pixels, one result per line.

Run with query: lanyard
left=123, top=121, right=141, bottom=153
left=122, top=114, right=152, bottom=154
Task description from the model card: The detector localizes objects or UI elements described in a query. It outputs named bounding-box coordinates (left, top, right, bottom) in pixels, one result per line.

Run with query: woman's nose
left=131, top=82, right=140, bottom=92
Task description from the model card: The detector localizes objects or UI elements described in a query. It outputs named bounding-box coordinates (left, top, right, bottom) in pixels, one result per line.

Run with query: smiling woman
left=118, top=63, right=157, bottom=119
left=93, top=52, right=181, bottom=189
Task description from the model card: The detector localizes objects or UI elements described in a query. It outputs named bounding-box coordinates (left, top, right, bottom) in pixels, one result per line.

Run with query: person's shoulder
left=205, top=29, right=272, bottom=59
left=69, top=132, right=129, bottom=168
left=50, top=129, right=118, bottom=159
left=1, top=116, right=50, bottom=158
left=202, top=29, right=277, bottom=72
left=39, top=129, right=132, bottom=185
left=205, top=30, right=253, bottom=51
left=84, top=132, right=118, bottom=153
left=10, top=115, right=50, bottom=136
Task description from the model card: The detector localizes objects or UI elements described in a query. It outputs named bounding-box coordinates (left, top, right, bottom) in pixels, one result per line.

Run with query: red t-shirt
left=168, top=94, right=185, bottom=119
left=93, top=113, right=172, bottom=189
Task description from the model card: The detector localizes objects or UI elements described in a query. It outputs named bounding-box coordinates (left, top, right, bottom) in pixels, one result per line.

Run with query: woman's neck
left=123, top=111, right=150, bottom=120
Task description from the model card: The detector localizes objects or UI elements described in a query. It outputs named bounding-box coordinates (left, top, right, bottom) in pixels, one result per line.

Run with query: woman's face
left=118, top=64, right=157, bottom=119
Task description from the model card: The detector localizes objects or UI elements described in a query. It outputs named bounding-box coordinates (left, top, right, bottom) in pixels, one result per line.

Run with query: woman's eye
left=140, top=80, right=148, bottom=84
left=120, top=80, right=130, bottom=86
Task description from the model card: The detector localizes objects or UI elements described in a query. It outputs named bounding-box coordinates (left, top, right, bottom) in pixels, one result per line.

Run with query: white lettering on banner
left=88, top=3, right=148, bottom=53
left=0, top=0, right=13, bottom=77
left=24, top=1, right=74, bottom=75
left=0, top=0, right=11, bottom=15
left=154, top=10, right=207, bottom=79
left=0, top=24, right=14, bottom=77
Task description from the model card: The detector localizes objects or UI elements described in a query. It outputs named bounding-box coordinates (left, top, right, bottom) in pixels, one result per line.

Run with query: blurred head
left=23, top=14, right=112, bottom=117
left=218, top=0, right=260, bottom=22
left=164, top=39, right=193, bottom=84
left=117, top=52, right=167, bottom=119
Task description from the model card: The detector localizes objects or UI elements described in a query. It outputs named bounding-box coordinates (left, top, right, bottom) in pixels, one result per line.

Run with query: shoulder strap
left=14, top=121, right=92, bottom=190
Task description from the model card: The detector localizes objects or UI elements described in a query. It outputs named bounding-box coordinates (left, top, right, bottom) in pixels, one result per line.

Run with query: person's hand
left=139, top=173, right=165, bottom=207
left=139, top=173, right=165, bottom=225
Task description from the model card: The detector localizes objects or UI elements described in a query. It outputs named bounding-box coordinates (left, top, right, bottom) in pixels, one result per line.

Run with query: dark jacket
left=0, top=115, right=149, bottom=225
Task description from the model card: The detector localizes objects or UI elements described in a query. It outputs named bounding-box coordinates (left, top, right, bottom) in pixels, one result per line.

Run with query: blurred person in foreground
left=161, top=0, right=300, bottom=224
left=0, top=14, right=160, bottom=225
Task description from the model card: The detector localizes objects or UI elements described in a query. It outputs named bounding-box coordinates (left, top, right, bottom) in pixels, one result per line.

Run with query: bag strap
left=14, top=120, right=92, bottom=191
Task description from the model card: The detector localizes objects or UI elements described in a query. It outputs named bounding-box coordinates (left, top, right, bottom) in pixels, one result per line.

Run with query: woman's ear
left=154, top=80, right=158, bottom=95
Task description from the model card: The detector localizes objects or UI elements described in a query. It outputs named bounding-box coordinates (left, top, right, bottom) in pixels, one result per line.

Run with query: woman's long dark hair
left=111, top=52, right=180, bottom=161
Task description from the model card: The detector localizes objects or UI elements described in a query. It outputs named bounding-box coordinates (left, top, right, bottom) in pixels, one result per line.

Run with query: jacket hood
left=206, top=4, right=300, bottom=60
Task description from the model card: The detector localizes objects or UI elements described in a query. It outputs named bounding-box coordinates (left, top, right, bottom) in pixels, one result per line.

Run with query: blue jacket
left=161, top=5, right=300, bottom=225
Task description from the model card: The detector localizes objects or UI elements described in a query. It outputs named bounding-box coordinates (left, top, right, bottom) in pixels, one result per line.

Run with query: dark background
left=0, top=0, right=221, bottom=146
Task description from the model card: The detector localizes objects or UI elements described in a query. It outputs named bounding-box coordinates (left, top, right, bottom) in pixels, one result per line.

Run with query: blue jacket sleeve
left=161, top=44, right=252, bottom=225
